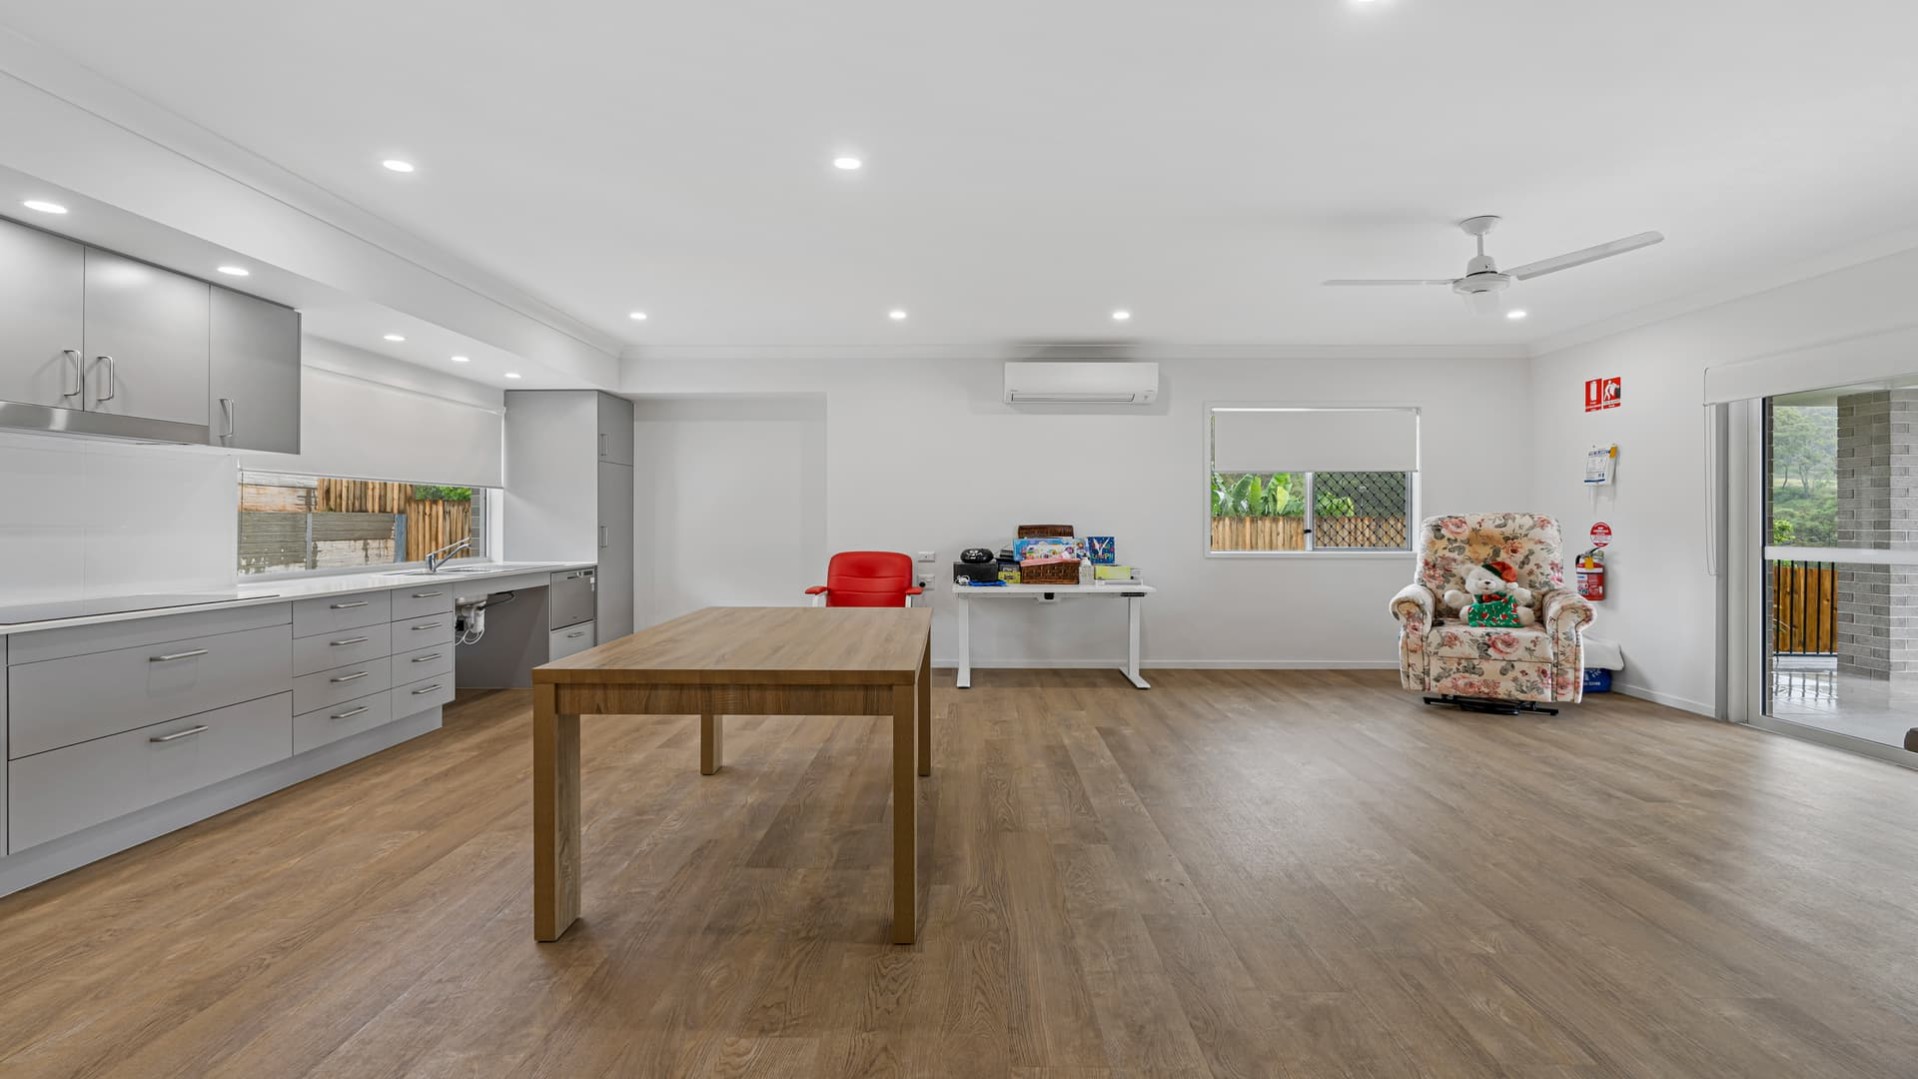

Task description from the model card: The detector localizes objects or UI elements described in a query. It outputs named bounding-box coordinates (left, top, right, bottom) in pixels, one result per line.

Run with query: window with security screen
left=1207, top=407, right=1418, bottom=555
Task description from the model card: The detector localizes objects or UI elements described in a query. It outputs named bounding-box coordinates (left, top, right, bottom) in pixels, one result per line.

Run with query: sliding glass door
left=1754, top=385, right=1918, bottom=761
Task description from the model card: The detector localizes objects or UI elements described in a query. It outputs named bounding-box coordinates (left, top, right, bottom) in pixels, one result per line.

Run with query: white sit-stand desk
left=950, top=582, right=1156, bottom=689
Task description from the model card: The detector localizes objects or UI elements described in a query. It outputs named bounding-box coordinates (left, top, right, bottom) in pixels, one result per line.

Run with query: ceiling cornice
left=620, top=341, right=1531, bottom=365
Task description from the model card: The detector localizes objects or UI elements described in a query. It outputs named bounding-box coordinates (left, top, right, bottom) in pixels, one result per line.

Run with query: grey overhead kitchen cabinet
left=0, top=219, right=86, bottom=411
left=81, top=249, right=210, bottom=429
left=208, top=287, right=301, bottom=453
left=0, top=214, right=300, bottom=446
left=504, top=390, right=635, bottom=640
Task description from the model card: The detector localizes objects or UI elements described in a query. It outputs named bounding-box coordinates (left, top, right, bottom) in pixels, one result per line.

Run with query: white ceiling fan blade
left=1321, top=279, right=1455, bottom=287
left=1506, top=231, right=1664, bottom=281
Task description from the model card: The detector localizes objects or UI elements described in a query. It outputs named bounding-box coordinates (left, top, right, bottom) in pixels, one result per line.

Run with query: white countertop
left=0, top=561, right=596, bottom=637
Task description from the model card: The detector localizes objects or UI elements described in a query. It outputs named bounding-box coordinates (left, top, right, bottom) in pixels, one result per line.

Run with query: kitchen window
left=1206, top=406, right=1419, bottom=555
left=239, top=471, right=494, bottom=576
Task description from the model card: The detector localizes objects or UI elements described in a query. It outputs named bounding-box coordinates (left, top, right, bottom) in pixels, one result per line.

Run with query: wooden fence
left=239, top=478, right=476, bottom=572
left=1211, top=516, right=1408, bottom=552
left=1772, top=562, right=1836, bottom=655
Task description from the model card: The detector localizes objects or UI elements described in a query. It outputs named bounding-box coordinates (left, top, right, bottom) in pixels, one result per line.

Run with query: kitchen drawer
left=549, top=621, right=596, bottom=662
left=389, top=585, right=456, bottom=622
left=8, top=602, right=290, bottom=665
left=9, top=692, right=292, bottom=852
left=9, top=625, right=292, bottom=759
left=549, top=568, right=597, bottom=630
left=392, top=642, right=453, bottom=683
left=291, top=592, right=391, bottom=639
left=391, top=612, right=455, bottom=652
left=291, top=657, right=392, bottom=716
left=393, top=672, right=454, bottom=715
left=292, top=689, right=394, bottom=755
left=292, top=622, right=392, bottom=677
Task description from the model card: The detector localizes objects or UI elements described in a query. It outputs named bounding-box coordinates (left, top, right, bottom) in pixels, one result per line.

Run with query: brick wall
left=1834, top=389, right=1918, bottom=677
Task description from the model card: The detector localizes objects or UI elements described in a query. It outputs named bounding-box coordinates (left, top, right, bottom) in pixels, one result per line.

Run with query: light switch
left=916, top=550, right=936, bottom=563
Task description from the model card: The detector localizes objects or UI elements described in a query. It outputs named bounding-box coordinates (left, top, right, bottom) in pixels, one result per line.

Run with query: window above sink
left=239, top=471, right=498, bottom=577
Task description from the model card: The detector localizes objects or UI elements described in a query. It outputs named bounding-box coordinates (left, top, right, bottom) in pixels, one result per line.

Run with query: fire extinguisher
left=1576, top=548, right=1606, bottom=601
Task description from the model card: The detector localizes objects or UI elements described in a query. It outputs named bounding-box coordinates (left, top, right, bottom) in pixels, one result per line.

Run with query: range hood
left=0, top=400, right=208, bottom=444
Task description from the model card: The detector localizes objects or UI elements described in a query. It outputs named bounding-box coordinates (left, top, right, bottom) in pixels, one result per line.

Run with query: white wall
left=1527, top=245, right=1918, bottom=715
left=625, top=355, right=1531, bottom=667
left=633, top=397, right=828, bottom=622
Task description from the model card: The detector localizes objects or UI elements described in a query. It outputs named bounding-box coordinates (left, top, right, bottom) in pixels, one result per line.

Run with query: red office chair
left=805, top=551, right=923, bottom=608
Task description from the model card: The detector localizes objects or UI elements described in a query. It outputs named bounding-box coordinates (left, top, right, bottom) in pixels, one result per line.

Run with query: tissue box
left=1094, top=565, right=1135, bottom=581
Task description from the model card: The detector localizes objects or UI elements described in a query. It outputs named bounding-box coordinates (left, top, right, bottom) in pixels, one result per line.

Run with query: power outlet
left=916, top=550, right=937, bottom=563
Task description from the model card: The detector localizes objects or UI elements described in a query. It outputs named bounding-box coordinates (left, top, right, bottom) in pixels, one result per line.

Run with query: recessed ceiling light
left=450, top=355, right=470, bottom=363
left=1506, top=309, right=1528, bottom=320
left=21, top=199, right=67, bottom=214
left=503, top=372, right=522, bottom=380
left=889, top=309, right=908, bottom=321
left=383, top=333, right=406, bottom=342
left=216, top=265, right=250, bottom=277
left=628, top=311, right=648, bottom=321
left=382, top=159, right=416, bottom=173
left=833, top=156, right=863, bottom=171
left=1111, top=309, right=1132, bottom=322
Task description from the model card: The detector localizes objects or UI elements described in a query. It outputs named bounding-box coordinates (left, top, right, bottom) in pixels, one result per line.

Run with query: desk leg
left=533, top=683, right=581, bottom=941
left=1124, top=596, right=1151, bottom=690
left=918, top=634, right=932, bottom=777
left=956, top=596, right=973, bottom=689
left=891, top=684, right=919, bottom=944
left=701, top=712, right=723, bottom=775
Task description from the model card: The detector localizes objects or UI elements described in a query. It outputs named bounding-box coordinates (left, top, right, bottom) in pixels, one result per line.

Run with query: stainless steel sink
left=382, top=563, right=550, bottom=577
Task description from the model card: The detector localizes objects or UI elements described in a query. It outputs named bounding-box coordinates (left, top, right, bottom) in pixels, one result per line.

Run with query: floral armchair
left=1390, top=513, right=1595, bottom=710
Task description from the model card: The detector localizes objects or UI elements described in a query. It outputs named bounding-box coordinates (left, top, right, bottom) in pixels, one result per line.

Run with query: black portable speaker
left=960, top=547, right=995, bottom=564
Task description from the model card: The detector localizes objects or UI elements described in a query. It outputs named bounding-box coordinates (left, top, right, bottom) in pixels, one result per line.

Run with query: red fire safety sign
left=1584, top=376, right=1622, bottom=412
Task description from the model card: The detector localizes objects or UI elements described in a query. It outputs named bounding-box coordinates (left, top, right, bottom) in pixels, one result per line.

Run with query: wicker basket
left=1016, top=524, right=1075, bottom=538
left=1019, top=559, right=1080, bottom=585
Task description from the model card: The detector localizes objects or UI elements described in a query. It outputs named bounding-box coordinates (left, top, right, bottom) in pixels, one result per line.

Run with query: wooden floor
left=3, top=670, right=1918, bottom=1077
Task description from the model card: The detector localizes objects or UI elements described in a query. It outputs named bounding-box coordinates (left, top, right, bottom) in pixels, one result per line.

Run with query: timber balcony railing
left=1772, top=560, right=1837, bottom=655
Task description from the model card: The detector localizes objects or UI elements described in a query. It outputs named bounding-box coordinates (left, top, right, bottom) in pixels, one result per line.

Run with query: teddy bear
left=1443, top=560, right=1537, bottom=628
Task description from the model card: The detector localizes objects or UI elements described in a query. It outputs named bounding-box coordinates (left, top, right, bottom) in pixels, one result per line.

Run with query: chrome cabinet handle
left=150, top=649, right=209, bottom=663
left=410, top=621, right=442, bottom=630
left=599, top=525, right=608, bottom=549
left=411, top=652, right=442, bottom=663
left=329, top=706, right=370, bottom=720
left=149, top=725, right=208, bottom=743
left=330, top=670, right=370, bottom=683
left=62, top=349, right=82, bottom=398
left=411, top=683, right=443, bottom=695
left=566, top=631, right=585, bottom=639
left=410, top=591, right=443, bottom=598
left=599, top=431, right=607, bottom=458
left=219, top=397, right=236, bottom=442
left=330, top=600, right=369, bottom=610
left=94, top=354, right=116, bottom=402
left=329, top=636, right=369, bottom=647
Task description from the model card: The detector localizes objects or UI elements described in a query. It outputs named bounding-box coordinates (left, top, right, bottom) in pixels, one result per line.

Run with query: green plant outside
left=1210, top=472, right=1296, bottom=518
left=410, top=485, right=473, bottom=503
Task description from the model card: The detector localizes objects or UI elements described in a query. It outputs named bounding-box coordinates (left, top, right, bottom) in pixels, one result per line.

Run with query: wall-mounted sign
left=1590, top=521, right=1612, bottom=547
left=1584, top=376, right=1622, bottom=412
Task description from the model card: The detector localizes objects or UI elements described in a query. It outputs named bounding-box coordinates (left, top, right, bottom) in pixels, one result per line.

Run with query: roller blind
left=1212, top=407, right=1419, bottom=473
left=1704, top=325, right=1918, bottom=404
left=241, top=367, right=504, bottom=488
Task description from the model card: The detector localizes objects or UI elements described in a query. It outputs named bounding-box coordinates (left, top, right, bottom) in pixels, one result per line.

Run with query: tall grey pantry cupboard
left=504, top=390, right=635, bottom=639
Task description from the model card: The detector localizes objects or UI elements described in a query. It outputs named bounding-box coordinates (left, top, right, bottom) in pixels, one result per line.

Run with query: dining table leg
left=917, top=635, right=932, bottom=777
left=891, top=683, right=918, bottom=944
left=533, top=682, right=581, bottom=941
left=701, top=711, right=723, bottom=775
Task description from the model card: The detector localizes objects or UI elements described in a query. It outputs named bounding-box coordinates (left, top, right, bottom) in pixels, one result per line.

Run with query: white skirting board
left=0, top=707, right=442, bottom=899
left=934, top=658, right=1400, bottom=670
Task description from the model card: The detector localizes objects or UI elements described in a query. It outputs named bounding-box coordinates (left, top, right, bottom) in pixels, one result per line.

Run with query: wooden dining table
left=530, top=605, right=934, bottom=944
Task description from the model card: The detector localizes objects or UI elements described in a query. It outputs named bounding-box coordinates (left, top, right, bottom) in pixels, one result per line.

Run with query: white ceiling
left=4, top=0, right=1917, bottom=355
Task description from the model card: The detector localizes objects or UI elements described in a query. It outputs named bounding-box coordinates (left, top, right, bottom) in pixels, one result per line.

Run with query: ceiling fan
left=1323, top=216, right=1664, bottom=314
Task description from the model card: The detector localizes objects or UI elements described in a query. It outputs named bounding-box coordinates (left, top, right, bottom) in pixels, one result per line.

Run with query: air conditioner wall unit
left=1003, top=361, right=1159, bottom=405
